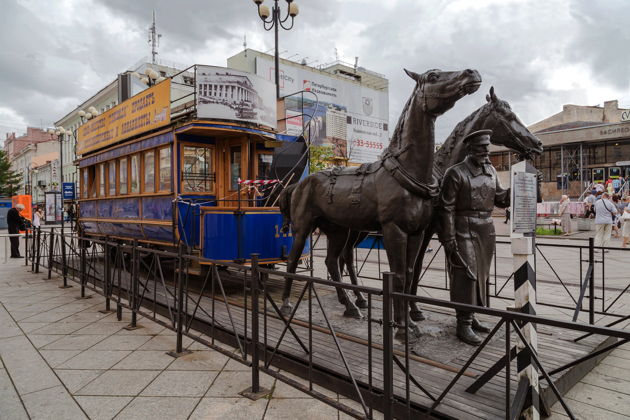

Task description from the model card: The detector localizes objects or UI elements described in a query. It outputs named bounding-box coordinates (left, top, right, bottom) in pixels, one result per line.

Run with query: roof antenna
left=354, top=56, right=359, bottom=71
left=148, top=10, right=162, bottom=65
left=334, top=47, right=339, bottom=61
left=243, top=35, right=247, bottom=57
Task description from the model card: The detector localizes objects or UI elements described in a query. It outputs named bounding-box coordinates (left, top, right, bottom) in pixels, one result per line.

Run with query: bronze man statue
left=438, top=129, right=510, bottom=345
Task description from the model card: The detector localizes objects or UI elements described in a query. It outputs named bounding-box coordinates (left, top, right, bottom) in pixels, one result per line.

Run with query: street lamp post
left=253, top=0, right=300, bottom=99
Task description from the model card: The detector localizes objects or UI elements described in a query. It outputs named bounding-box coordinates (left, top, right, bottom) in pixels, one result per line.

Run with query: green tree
left=0, top=150, right=22, bottom=196
left=308, top=145, right=335, bottom=173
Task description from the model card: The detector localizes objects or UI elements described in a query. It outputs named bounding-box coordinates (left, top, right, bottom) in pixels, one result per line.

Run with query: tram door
left=217, top=139, right=248, bottom=207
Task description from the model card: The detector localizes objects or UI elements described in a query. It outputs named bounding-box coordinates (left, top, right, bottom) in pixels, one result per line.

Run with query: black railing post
left=102, top=236, right=112, bottom=313
left=35, top=227, right=41, bottom=273
left=116, top=242, right=123, bottom=321
left=127, top=239, right=139, bottom=329
left=240, top=254, right=270, bottom=400
left=47, top=228, right=55, bottom=279
left=24, top=228, right=29, bottom=266
left=382, top=272, right=395, bottom=420
left=79, top=238, right=86, bottom=296
left=60, top=230, right=71, bottom=289
left=589, top=237, right=595, bottom=325
left=168, top=243, right=191, bottom=357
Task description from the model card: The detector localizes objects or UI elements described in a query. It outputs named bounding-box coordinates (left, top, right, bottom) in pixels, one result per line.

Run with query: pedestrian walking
left=594, top=192, right=617, bottom=249
left=32, top=206, right=43, bottom=229
left=583, top=191, right=596, bottom=218
left=559, top=195, right=571, bottom=235
left=6, top=203, right=26, bottom=258
left=504, top=207, right=510, bottom=224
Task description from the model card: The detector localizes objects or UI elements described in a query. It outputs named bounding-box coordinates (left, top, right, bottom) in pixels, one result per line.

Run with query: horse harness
left=323, top=152, right=440, bottom=205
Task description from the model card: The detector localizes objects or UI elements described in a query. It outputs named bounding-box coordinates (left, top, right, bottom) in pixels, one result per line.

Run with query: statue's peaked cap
left=463, top=129, right=492, bottom=145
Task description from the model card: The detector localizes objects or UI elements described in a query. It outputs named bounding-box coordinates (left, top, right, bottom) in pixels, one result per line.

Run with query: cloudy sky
left=1, top=0, right=629, bottom=143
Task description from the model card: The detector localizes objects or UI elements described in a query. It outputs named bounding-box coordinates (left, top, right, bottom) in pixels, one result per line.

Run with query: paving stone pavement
left=0, top=238, right=372, bottom=420
left=1, top=231, right=629, bottom=419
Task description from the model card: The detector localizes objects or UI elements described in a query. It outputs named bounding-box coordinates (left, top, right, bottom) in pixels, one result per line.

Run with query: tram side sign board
left=195, top=65, right=277, bottom=130
left=77, top=79, right=171, bottom=155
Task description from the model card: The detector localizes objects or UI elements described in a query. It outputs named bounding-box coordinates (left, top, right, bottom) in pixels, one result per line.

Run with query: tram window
left=108, top=161, right=116, bottom=196
left=119, top=157, right=128, bottom=195
left=82, top=168, right=88, bottom=198
left=257, top=153, right=273, bottom=179
left=230, top=146, right=241, bottom=191
left=159, top=147, right=172, bottom=192
left=130, top=155, right=140, bottom=194
left=98, top=164, right=105, bottom=197
left=88, top=166, right=97, bottom=198
left=144, top=150, right=155, bottom=193
left=182, top=145, right=214, bottom=193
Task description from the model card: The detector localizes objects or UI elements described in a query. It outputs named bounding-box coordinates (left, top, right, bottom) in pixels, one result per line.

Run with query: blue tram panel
left=202, top=210, right=309, bottom=263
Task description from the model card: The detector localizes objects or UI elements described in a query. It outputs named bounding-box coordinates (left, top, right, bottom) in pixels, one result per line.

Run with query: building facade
left=490, top=100, right=630, bottom=200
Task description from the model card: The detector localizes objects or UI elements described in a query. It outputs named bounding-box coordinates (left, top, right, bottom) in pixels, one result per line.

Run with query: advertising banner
left=255, top=57, right=389, bottom=163
left=77, top=79, right=171, bottom=155
left=45, top=192, right=62, bottom=223
left=196, top=66, right=276, bottom=129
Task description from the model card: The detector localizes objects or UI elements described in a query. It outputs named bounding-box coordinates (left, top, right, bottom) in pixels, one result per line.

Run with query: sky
left=1, top=0, right=629, bottom=144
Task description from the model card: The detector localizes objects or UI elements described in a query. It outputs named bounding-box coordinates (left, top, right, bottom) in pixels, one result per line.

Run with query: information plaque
left=512, top=171, right=537, bottom=234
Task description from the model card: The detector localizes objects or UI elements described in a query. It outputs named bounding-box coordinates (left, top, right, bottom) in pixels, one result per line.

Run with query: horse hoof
left=394, top=328, right=419, bottom=344
left=343, top=306, right=364, bottom=319
left=411, top=324, right=422, bottom=338
left=355, top=298, right=369, bottom=309
left=280, top=303, right=293, bottom=317
left=410, top=309, right=425, bottom=322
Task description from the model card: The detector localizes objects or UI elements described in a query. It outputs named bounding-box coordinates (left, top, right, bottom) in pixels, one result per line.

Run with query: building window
left=130, top=154, right=140, bottom=194
left=119, top=157, right=128, bottom=195
left=144, top=150, right=155, bottom=193
left=182, top=145, right=214, bottom=193
left=159, top=147, right=172, bottom=192
left=98, top=164, right=105, bottom=197
left=108, top=160, right=116, bottom=196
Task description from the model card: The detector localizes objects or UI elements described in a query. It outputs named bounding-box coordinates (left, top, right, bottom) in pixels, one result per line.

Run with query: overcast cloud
left=1, top=0, right=629, bottom=143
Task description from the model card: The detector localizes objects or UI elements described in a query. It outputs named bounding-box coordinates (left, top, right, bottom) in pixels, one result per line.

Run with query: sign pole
left=510, top=160, right=539, bottom=419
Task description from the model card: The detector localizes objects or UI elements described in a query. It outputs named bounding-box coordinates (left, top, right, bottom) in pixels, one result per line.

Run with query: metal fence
left=23, top=228, right=630, bottom=419
left=332, top=233, right=630, bottom=325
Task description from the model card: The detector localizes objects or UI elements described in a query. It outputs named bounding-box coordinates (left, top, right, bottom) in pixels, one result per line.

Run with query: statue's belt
left=383, top=156, right=440, bottom=199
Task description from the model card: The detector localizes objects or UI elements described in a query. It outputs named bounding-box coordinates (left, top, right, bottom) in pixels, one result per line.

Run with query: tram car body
left=76, top=66, right=309, bottom=264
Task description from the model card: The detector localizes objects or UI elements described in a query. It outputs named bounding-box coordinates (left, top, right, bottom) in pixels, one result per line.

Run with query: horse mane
left=433, top=102, right=491, bottom=172
left=383, top=91, right=415, bottom=157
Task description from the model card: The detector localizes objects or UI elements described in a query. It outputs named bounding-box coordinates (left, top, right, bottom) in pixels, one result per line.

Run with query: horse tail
left=278, top=183, right=297, bottom=233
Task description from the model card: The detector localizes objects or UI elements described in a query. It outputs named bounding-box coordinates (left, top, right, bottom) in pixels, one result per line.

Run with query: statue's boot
left=280, top=299, right=293, bottom=317
left=471, top=316, right=492, bottom=333
left=457, top=312, right=482, bottom=346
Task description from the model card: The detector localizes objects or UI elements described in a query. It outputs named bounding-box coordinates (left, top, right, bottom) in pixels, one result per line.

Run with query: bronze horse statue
left=279, top=68, right=482, bottom=333
left=311, top=87, right=544, bottom=321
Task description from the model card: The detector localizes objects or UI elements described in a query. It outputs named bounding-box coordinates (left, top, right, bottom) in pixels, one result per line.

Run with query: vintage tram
left=76, top=65, right=309, bottom=265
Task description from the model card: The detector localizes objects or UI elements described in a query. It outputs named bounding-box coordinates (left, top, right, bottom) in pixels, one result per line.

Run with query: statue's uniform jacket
left=439, top=156, right=510, bottom=307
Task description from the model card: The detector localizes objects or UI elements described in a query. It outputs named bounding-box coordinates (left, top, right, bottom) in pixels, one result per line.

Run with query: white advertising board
left=196, top=65, right=276, bottom=129
left=255, top=57, right=389, bottom=163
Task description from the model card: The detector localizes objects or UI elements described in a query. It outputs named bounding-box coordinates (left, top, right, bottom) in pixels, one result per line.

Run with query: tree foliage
left=308, top=145, right=336, bottom=173
left=0, top=150, right=22, bottom=196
